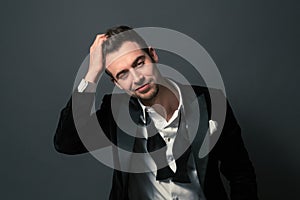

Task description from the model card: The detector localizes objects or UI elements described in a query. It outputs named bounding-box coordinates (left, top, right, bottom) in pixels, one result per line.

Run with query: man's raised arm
left=54, top=34, right=111, bottom=155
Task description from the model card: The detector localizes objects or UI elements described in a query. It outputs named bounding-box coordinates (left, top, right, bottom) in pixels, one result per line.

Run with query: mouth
left=135, top=83, right=151, bottom=93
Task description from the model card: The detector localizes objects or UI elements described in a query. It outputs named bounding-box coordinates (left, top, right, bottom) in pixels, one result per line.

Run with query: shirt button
left=168, top=156, right=174, bottom=161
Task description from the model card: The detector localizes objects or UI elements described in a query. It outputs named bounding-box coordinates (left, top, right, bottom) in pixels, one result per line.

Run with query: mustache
left=134, top=82, right=150, bottom=91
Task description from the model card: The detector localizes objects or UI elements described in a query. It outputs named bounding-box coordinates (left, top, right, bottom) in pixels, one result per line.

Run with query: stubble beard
left=135, top=83, right=159, bottom=102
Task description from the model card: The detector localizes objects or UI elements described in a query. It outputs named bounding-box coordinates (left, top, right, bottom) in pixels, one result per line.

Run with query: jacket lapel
left=180, top=84, right=210, bottom=188
left=114, top=95, right=142, bottom=189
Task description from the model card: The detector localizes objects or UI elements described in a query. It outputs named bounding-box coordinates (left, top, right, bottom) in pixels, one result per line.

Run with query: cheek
left=143, top=64, right=157, bottom=76
left=119, top=79, right=134, bottom=91
left=148, top=67, right=160, bottom=79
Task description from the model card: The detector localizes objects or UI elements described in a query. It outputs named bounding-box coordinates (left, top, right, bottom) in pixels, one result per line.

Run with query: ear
left=149, top=47, right=159, bottom=63
left=114, top=80, right=123, bottom=90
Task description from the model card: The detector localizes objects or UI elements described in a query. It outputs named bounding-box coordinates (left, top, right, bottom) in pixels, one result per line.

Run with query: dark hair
left=102, top=25, right=153, bottom=80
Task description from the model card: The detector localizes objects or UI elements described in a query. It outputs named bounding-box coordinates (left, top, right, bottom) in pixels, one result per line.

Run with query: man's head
left=102, top=26, right=154, bottom=67
left=102, top=26, right=162, bottom=102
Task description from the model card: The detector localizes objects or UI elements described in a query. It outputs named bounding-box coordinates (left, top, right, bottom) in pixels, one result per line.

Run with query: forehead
left=105, top=41, right=144, bottom=69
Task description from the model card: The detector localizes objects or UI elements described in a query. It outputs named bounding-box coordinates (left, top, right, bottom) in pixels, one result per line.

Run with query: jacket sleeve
left=216, top=99, right=259, bottom=200
left=54, top=92, right=112, bottom=155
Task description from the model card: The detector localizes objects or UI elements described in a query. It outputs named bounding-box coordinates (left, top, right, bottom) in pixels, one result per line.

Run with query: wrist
left=77, top=79, right=97, bottom=93
left=84, top=70, right=101, bottom=83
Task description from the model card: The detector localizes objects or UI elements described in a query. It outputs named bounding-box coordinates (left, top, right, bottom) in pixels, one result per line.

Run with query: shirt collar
left=137, top=79, right=183, bottom=123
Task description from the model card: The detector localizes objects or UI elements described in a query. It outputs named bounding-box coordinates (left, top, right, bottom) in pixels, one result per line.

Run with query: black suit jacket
left=54, top=84, right=258, bottom=200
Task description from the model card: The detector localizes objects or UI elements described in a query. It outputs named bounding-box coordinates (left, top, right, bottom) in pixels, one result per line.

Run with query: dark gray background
left=1, top=0, right=299, bottom=199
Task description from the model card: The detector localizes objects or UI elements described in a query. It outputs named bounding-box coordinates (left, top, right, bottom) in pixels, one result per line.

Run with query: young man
left=54, top=26, right=258, bottom=199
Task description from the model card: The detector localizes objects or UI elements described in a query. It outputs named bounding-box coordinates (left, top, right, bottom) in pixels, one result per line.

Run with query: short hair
left=102, top=25, right=153, bottom=80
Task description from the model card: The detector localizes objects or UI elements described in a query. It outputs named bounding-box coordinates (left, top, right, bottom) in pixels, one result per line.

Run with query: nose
left=131, top=68, right=144, bottom=85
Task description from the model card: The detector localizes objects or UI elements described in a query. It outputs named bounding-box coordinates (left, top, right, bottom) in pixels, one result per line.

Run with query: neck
left=141, top=80, right=179, bottom=121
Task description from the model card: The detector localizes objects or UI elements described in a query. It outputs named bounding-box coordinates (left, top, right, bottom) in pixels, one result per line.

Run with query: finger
left=96, top=33, right=105, bottom=39
left=90, top=34, right=106, bottom=50
left=92, top=34, right=103, bottom=45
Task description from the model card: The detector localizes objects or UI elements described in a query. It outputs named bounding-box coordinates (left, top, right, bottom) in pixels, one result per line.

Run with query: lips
left=135, top=83, right=150, bottom=93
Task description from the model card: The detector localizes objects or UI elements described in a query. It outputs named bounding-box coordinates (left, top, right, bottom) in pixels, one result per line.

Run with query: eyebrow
left=115, top=55, right=146, bottom=79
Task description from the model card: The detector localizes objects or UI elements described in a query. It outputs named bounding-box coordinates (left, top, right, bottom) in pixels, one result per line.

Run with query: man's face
left=106, top=41, right=161, bottom=101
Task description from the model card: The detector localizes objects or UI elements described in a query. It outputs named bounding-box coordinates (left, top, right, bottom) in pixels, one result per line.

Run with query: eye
left=136, top=60, right=145, bottom=67
left=118, top=72, right=129, bottom=80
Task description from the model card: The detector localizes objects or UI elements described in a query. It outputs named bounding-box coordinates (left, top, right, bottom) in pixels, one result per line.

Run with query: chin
left=136, top=86, right=159, bottom=101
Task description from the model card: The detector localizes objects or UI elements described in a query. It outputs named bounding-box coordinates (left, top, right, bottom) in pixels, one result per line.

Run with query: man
left=54, top=26, right=258, bottom=199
